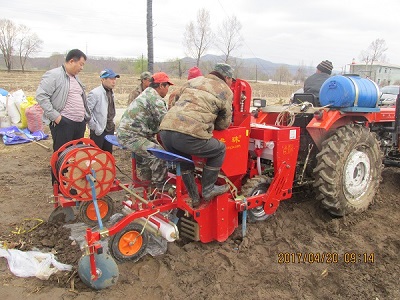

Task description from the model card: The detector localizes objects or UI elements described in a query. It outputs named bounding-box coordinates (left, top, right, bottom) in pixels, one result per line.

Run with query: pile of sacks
left=0, top=88, right=44, bottom=132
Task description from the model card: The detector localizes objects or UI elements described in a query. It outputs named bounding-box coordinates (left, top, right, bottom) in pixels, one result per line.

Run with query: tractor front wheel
left=313, top=124, right=383, bottom=216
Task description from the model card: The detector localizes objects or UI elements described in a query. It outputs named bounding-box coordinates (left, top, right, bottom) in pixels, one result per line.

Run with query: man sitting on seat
left=117, top=72, right=173, bottom=190
left=303, top=60, right=333, bottom=105
left=159, top=63, right=234, bottom=208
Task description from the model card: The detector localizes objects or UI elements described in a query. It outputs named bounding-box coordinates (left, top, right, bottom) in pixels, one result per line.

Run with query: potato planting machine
left=48, top=76, right=400, bottom=289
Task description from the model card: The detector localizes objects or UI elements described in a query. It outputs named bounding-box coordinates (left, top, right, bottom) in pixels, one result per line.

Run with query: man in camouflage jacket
left=117, top=72, right=173, bottom=188
left=159, top=63, right=234, bottom=207
left=127, top=71, right=152, bottom=105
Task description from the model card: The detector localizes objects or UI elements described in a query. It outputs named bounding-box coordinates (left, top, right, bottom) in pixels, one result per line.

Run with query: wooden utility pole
left=147, top=0, right=154, bottom=73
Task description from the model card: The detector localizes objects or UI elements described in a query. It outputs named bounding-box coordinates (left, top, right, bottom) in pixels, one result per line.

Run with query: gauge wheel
left=78, top=195, right=115, bottom=226
left=241, top=175, right=272, bottom=222
left=109, top=222, right=149, bottom=263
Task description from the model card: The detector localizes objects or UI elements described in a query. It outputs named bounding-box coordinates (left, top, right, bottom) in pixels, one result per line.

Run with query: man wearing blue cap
left=87, top=68, right=120, bottom=153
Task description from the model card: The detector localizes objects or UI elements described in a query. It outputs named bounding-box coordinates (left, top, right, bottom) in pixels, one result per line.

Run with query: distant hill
left=156, top=54, right=317, bottom=81
left=0, top=53, right=316, bottom=81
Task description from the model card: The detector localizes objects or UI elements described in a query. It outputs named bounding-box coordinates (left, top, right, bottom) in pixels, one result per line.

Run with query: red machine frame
left=72, top=79, right=302, bottom=282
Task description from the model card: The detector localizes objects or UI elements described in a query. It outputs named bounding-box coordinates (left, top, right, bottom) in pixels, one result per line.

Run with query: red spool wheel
left=50, top=138, right=98, bottom=181
left=58, top=146, right=116, bottom=200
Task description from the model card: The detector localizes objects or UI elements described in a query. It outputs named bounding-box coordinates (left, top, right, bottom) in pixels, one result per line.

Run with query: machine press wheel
left=48, top=206, right=75, bottom=223
left=109, top=222, right=149, bottom=263
left=241, top=175, right=272, bottom=222
left=78, top=195, right=115, bottom=226
left=78, top=252, right=119, bottom=290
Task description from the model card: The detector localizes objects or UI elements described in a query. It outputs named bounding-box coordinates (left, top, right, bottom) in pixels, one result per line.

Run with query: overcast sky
left=3, top=0, right=400, bottom=72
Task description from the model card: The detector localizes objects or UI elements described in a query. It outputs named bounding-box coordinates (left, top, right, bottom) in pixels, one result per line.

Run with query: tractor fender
left=306, top=109, right=370, bottom=150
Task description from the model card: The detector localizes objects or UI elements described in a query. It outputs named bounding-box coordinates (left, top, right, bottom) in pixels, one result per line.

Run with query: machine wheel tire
left=241, top=175, right=272, bottom=222
left=78, top=252, right=119, bottom=290
left=78, top=195, right=115, bottom=226
left=48, top=206, right=75, bottom=223
left=313, top=124, right=383, bottom=216
left=109, top=222, right=149, bottom=263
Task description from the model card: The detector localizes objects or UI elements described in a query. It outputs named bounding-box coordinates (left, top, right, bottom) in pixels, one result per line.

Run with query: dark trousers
left=49, top=117, right=86, bottom=184
left=159, top=130, right=226, bottom=172
left=50, top=117, right=86, bottom=151
left=90, top=129, right=114, bottom=154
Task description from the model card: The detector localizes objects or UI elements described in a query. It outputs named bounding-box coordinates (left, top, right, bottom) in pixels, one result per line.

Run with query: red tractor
left=52, top=75, right=398, bottom=289
left=252, top=74, right=399, bottom=217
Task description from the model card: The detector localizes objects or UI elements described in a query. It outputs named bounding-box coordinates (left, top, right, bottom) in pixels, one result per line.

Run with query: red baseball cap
left=152, top=72, right=174, bottom=85
left=188, top=66, right=202, bottom=80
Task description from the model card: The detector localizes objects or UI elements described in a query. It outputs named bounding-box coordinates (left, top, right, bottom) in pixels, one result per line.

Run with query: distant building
left=348, top=61, right=400, bottom=86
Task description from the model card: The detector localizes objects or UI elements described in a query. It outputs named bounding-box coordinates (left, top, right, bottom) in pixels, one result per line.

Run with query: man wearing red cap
left=117, top=72, right=173, bottom=189
left=168, top=66, right=203, bottom=108
left=187, top=66, right=202, bottom=80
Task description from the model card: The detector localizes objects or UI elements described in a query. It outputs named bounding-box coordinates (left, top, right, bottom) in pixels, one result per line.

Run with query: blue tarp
left=0, top=126, right=48, bottom=145
left=0, top=88, right=8, bottom=96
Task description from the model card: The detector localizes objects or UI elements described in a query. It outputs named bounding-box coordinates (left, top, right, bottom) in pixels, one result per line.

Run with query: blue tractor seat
left=105, top=135, right=126, bottom=149
left=147, top=148, right=194, bottom=164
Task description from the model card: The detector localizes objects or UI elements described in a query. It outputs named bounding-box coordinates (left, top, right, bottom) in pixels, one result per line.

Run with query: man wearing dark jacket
left=304, top=60, right=333, bottom=105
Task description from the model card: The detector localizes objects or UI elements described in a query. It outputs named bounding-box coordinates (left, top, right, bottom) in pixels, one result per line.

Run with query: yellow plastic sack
left=20, top=96, right=37, bottom=129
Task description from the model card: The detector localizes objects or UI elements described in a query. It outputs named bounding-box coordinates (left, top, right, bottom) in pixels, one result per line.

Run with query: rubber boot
left=182, top=171, right=200, bottom=208
left=201, top=166, right=229, bottom=202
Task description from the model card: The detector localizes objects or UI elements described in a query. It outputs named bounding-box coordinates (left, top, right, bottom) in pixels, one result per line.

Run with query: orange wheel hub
left=118, top=231, right=143, bottom=256
left=85, top=199, right=109, bottom=221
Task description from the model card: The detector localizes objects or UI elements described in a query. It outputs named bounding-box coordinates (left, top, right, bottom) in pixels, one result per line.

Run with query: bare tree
left=294, top=62, right=308, bottom=84
left=147, top=0, right=154, bottom=73
left=183, top=8, right=213, bottom=67
left=0, top=19, right=19, bottom=71
left=49, top=52, right=64, bottom=69
left=17, top=25, right=43, bottom=72
left=274, top=65, right=291, bottom=85
left=359, top=38, right=388, bottom=79
left=216, top=15, right=243, bottom=63
left=360, top=38, right=388, bottom=66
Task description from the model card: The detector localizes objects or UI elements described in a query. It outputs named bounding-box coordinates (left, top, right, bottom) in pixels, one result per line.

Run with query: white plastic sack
left=0, top=95, right=6, bottom=118
left=2, top=95, right=21, bottom=125
left=11, top=89, right=26, bottom=114
left=0, top=247, right=72, bottom=280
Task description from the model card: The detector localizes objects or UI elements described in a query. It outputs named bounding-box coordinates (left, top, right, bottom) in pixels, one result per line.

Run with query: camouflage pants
left=133, top=138, right=167, bottom=184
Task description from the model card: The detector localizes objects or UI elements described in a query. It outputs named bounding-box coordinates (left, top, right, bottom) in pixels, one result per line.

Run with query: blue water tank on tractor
left=319, top=74, right=379, bottom=108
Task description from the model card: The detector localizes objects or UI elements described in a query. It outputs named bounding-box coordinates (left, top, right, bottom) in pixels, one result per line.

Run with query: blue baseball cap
left=100, top=69, right=120, bottom=78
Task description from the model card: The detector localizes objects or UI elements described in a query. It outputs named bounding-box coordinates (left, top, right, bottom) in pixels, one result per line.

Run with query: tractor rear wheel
left=241, top=175, right=272, bottom=222
left=313, top=124, right=383, bottom=216
left=109, top=222, right=148, bottom=263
